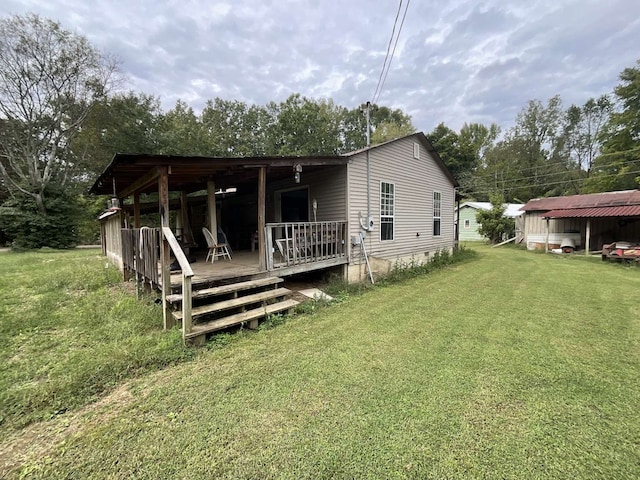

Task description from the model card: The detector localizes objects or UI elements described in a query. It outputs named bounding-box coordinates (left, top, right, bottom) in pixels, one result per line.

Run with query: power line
left=374, top=0, right=411, bottom=105
left=371, top=0, right=410, bottom=104
left=462, top=168, right=640, bottom=197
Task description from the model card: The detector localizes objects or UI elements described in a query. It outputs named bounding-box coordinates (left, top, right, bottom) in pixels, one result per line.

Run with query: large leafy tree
left=585, top=60, right=640, bottom=192
left=264, top=94, right=345, bottom=156
left=73, top=92, right=162, bottom=178
left=201, top=98, right=270, bottom=156
left=342, top=103, right=415, bottom=152
left=0, top=13, right=117, bottom=213
left=428, top=122, right=499, bottom=198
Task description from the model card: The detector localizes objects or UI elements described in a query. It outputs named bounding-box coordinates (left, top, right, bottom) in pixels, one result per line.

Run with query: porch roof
left=90, top=153, right=349, bottom=196
left=541, top=205, right=640, bottom=218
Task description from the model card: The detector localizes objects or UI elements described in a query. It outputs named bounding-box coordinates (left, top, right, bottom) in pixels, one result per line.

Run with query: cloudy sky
left=2, top=0, right=639, bottom=133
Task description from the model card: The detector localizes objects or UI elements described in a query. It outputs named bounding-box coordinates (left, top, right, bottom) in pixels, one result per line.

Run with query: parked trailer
left=601, top=241, right=640, bottom=263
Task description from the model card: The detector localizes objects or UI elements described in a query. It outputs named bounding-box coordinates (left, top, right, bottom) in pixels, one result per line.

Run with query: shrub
left=0, top=187, right=80, bottom=249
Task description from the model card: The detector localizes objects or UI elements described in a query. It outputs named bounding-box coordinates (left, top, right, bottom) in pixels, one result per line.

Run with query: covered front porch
left=92, top=153, right=350, bottom=342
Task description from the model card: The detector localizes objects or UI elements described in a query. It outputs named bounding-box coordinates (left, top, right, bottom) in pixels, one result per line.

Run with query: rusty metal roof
left=541, top=205, right=640, bottom=218
left=522, top=190, right=640, bottom=212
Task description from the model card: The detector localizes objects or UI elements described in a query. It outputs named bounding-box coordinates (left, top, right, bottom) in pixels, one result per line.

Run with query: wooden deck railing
left=265, top=221, right=347, bottom=270
left=122, top=227, right=193, bottom=339
left=121, top=227, right=160, bottom=287
left=161, top=226, right=193, bottom=339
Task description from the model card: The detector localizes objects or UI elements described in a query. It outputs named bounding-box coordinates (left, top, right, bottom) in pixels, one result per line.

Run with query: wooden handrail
left=161, top=227, right=194, bottom=277
left=161, top=226, right=193, bottom=340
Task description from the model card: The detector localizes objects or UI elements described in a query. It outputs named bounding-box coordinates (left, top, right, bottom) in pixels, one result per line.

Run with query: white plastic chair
left=202, top=227, right=232, bottom=262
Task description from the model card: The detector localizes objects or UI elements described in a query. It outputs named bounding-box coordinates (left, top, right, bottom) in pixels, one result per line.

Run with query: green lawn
left=0, top=249, right=194, bottom=434
left=2, top=246, right=639, bottom=479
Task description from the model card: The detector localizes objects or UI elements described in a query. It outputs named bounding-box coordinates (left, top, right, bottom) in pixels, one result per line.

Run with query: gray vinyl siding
left=347, top=136, right=456, bottom=263
left=266, top=165, right=347, bottom=222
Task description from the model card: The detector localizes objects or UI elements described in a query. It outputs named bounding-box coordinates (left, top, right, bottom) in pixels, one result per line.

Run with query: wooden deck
left=167, top=248, right=348, bottom=289
left=169, top=250, right=262, bottom=288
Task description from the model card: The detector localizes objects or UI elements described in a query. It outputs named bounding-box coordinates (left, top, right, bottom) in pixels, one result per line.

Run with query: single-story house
left=456, top=202, right=524, bottom=241
left=91, top=132, right=459, bottom=341
left=520, top=190, right=640, bottom=252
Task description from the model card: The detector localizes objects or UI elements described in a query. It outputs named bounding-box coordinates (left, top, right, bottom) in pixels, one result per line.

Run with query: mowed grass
left=0, top=249, right=195, bottom=434
left=4, top=246, right=640, bottom=479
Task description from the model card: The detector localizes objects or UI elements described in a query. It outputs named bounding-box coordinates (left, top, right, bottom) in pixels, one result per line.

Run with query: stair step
left=184, top=299, right=300, bottom=339
left=172, top=287, right=292, bottom=321
left=166, top=277, right=283, bottom=304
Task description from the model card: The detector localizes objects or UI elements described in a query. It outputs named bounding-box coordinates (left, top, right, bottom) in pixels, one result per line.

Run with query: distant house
left=521, top=190, right=640, bottom=252
left=456, top=202, right=524, bottom=242
left=91, top=133, right=459, bottom=342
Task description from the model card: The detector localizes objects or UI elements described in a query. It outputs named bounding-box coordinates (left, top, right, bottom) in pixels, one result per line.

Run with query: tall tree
left=585, top=60, right=640, bottom=192
left=157, top=100, right=206, bottom=155
left=0, top=13, right=117, bottom=212
left=264, top=94, right=345, bottom=156
left=201, top=98, right=270, bottom=156
left=73, top=92, right=162, bottom=178
left=342, top=103, right=414, bottom=152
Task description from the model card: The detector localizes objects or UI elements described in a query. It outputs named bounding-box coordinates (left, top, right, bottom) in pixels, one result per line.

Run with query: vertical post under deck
left=258, top=167, right=266, bottom=270
left=159, top=167, right=174, bottom=330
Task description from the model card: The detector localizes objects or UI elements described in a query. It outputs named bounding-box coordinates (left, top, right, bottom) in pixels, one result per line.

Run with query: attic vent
left=413, top=143, right=420, bottom=159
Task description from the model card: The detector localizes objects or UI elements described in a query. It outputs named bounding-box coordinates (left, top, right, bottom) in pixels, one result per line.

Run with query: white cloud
left=0, top=0, right=639, bottom=133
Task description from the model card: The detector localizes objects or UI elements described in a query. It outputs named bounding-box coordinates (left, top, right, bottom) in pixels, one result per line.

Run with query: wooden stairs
left=166, top=276, right=299, bottom=345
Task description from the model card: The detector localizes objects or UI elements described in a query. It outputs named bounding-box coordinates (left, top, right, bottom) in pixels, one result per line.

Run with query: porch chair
left=202, top=227, right=232, bottom=262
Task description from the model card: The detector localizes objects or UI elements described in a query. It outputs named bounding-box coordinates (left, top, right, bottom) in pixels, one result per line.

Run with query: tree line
left=0, top=13, right=639, bottom=247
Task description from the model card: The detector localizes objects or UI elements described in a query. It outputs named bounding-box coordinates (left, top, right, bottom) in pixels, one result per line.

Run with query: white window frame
left=433, top=191, right=442, bottom=236
left=380, top=181, right=395, bottom=241
left=464, top=219, right=470, bottom=229
left=413, top=142, right=420, bottom=159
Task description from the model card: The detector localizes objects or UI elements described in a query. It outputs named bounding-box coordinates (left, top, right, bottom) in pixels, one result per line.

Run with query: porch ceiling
left=90, top=153, right=349, bottom=196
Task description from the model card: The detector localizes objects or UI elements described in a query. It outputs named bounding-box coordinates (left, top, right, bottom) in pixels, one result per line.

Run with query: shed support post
left=585, top=219, right=591, bottom=256
left=545, top=218, right=549, bottom=253
left=207, top=180, right=217, bottom=237
left=159, top=166, right=174, bottom=330
left=258, top=166, right=266, bottom=270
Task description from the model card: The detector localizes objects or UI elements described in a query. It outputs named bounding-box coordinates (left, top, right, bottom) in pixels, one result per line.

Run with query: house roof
left=346, top=132, right=459, bottom=187
left=458, top=202, right=525, bottom=217
left=90, top=153, right=349, bottom=195
left=521, top=190, right=640, bottom=212
left=90, top=132, right=458, bottom=196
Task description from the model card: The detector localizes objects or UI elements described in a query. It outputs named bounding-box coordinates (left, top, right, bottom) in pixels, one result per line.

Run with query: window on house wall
left=380, top=182, right=395, bottom=241
left=413, top=143, right=420, bottom=159
left=433, top=191, right=441, bottom=236
left=464, top=219, right=470, bottom=229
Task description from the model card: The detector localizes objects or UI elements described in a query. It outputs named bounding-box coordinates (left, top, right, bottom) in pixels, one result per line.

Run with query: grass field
left=1, top=246, right=639, bottom=479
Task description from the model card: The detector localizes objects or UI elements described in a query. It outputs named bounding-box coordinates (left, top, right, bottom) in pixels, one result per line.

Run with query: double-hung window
left=380, top=182, right=395, bottom=241
left=433, top=191, right=442, bottom=236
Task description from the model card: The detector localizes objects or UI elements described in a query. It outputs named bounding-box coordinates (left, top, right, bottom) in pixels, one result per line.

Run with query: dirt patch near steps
left=0, top=384, right=134, bottom=478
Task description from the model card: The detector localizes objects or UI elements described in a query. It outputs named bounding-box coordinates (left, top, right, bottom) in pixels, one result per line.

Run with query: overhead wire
left=371, top=0, right=410, bottom=105
left=461, top=165, right=640, bottom=197
left=373, top=0, right=411, bottom=105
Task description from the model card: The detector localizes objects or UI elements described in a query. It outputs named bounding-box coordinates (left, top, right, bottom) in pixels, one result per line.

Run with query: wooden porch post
left=207, top=180, right=218, bottom=236
left=179, top=191, right=192, bottom=243
left=133, top=192, right=141, bottom=228
left=585, top=219, right=591, bottom=256
left=258, top=166, right=266, bottom=270
left=159, top=166, right=174, bottom=329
